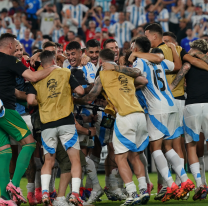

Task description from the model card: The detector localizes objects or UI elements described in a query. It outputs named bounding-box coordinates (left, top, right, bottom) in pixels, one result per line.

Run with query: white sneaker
left=82, top=200, right=95, bottom=206
left=109, top=188, right=127, bottom=200
left=53, top=197, right=71, bottom=206
left=87, top=189, right=104, bottom=204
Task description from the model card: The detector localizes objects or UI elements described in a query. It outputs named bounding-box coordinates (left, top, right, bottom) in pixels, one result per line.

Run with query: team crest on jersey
left=118, top=75, right=132, bottom=93
left=47, top=79, right=61, bottom=98
left=90, top=73, right=95, bottom=79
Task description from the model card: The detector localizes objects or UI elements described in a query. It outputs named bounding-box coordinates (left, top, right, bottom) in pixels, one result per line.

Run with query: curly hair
left=190, top=39, right=208, bottom=54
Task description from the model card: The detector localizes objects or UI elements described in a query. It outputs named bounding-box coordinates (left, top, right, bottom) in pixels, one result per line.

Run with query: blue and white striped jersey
left=12, top=27, right=32, bottom=40
left=95, top=0, right=112, bottom=12
left=67, top=62, right=97, bottom=83
left=127, top=5, right=145, bottom=27
left=52, top=29, right=64, bottom=43
left=110, top=12, right=119, bottom=22
left=109, top=21, right=135, bottom=48
left=0, top=27, right=6, bottom=35
left=138, top=14, right=147, bottom=26
left=158, top=8, right=169, bottom=32
left=133, top=58, right=177, bottom=115
left=62, top=4, right=89, bottom=28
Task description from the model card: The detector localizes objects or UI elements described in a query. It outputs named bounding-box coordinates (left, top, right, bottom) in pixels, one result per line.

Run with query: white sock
left=175, top=158, right=184, bottom=186
left=139, top=153, right=151, bottom=184
left=165, top=149, right=188, bottom=183
left=41, top=174, right=51, bottom=193
left=85, top=176, right=92, bottom=189
left=56, top=196, right=65, bottom=201
left=190, top=162, right=202, bottom=187
left=35, top=171, right=41, bottom=188
left=49, top=167, right=57, bottom=192
left=72, top=178, right=81, bottom=194
left=90, top=154, right=100, bottom=171
left=85, top=157, right=101, bottom=191
left=199, top=156, right=207, bottom=186
left=109, top=169, right=119, bottom=190
left=105, top=176, right=110, bottom=187
left=152, top=150, right=174, bottom=187
left=138, top=176, right=147, bottom=191
left=125, top=181, right=137, bottom=195
left=26, top=183, right=35, bottom=193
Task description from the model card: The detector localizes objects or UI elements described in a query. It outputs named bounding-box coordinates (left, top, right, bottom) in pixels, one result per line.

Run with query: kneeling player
left=27, top=50, right=84, bottom=206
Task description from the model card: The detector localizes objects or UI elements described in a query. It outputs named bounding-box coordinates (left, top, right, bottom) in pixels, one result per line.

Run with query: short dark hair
left=145, top=23, right=163, bottom=36
left=135, top=36, right=151, bottom=53
left=103, top=39, right=117, bottom=48
left=42, top=41, right=57, bottom=50
left=40, top=50, right=56, bottom=66
left=163, top=31, right=177, bottom=41
left=201, top=34, right=208, bottom=38
left=66, top=41, right=81, bottom=51
left=86, top=39, right=100, bottom=49
left=68, top=31, right=75, bottom=36
left=99, top=48, right=115, bottom=61
left=23, top=51, right=30, bottom=57
left=0, top=33, right=16, bottom=47
left=55, top=42, right=62, bottom=48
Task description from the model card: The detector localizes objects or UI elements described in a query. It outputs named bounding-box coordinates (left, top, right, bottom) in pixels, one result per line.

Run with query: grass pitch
left=18, top=173, right=208, bottom=206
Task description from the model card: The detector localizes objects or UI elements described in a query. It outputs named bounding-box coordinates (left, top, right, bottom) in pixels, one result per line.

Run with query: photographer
left=36, top=3, right=59, bottom=35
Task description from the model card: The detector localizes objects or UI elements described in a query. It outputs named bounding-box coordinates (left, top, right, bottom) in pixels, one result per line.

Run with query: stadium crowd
left=1, top=0, right=208, bottom=206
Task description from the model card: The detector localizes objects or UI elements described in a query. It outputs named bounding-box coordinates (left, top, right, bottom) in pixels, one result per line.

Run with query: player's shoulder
left=86, top=62, right=96, bottom=70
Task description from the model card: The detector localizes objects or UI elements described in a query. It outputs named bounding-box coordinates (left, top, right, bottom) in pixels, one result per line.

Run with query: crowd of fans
left=0, top=0, right=208, bottom=57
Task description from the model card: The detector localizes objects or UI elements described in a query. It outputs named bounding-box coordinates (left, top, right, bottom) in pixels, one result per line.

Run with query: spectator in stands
left=63, top=30, right=75, bottom=50
left=23, top=51, right=30, bottom=59
left=1, top=8, right=13, bottom=28
left=144, top=11, right=158, bottom=28
left=12, top=18, right=29, bottom=40
left=8, top=0, right=24, bottom=16
left=20, top=28, right=34, bottom=56
left=25, top=0, right=41, bottom=32
left=94, top=27, right=102, bottom=41
left=202, top=0, right=208, bottom=14
left=62, top=0, right=89, bottom=35
left=169, top=0, right=184, bottom=35
left=110, top=12, right=135, bottom=48
left=102, top=16, right=115, bottom=29
left=199, top=20, right=208, bottom=37
left=181, top=28, right=198, bottom=51
left=49, top=17, right=64, bottom=43
left=135, top=26, right=144, bottom=37
left=6, top=27, right=12, bottom=33
left=127, top=0, right=145, bottom=27
left=62, top=9, right=78, bottom=35
left=94, top=0, right=111, bottom=12
left=157, top=1, right=169, bottom=32
left=162, top=0, right=176, bottom=12
left=0, top=18, right=6, bottom=35
left=191, top=4, right=204, bottom=28
left=177, top=18, right=188, bottom=45
left=184, top=0, right=195, bottom=23
left=33, top=30, right=43, bottom=49
left=36, top=4, right=59, bottom=35
left=200, top=34, right=208, bottom=41
left=82, top=18, right=96, bottom=42
left=120, top=41, right=130, bottom=56
left=58, top=25, right=69, bottom=45
left=74, top=35, right=86, bottom=48
left=110, top=4, right=119, bottom=22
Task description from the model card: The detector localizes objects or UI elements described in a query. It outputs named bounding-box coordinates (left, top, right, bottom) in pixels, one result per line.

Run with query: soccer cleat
left=193, top=185, right=207, bottom=201
left=49, top=190, right=57, bottom=203
left=42, top=191, right=50, bottom=206
left=68, top=192, right=83, bottom=206
left=181, top=192, right=190, bottom=200
left=147, top=183, right=154, bottom=195
left=175, top=179, right=195, bottom=200
left=0, top=198, right=17, bottom=206
left=157, top=183, right=162, bottom=194
left=86, top=189, right=104, bottom=204
left=120, top=192, right=141, bottom=206
left=108, top=188, right=127, bottom=201
left=27, top=192, right=38, bottom=206
left=53, top=197, right=72, bottom=206
left=35, top=187, right=42, bottom=204
left=154, top=186, right=167, bottom=201
left=140, top=189, right=150, bottom=205
left=6, top=182, right=27, bottom=203
left=104, top=187, right=117, bottom=201
left=161, top=182, right=179, bottom=202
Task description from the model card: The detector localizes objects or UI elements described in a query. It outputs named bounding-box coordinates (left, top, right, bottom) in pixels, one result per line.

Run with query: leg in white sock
left=72, top=178, right=81, bottom=194
left=190, top=162, right=203, bottom=188
left=41, top=174, right=51, bottom=193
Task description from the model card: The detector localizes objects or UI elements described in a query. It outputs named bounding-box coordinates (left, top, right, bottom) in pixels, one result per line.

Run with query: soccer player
left=169, top=39, right=208, bottom=200
left=75, top=48, right=150, bottom=206
left=0, top=33, right=55, bottom=206
left=27, top=50, right=84, bottom=205
left=119, top=36, right=195, bottom=202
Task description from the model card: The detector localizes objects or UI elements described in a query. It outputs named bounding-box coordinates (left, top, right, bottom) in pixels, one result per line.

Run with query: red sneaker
left=147, top=183, right=154, bottom=195
left=161, top=182, right=179, bottom=202
left=27, top=192, right=38, bottom=206
left=0, top=198, right=17, bottom=206
left=6, top=182, right=27, bottom=203
left=69, top=192, right=83, bottom=206
left=35, top=187, right=42, bottom=204
left=157, top=183, right=162, bottom=194
left=175, top=179, right=195, bottom=200
left=42, top=191, right=50, bottom=206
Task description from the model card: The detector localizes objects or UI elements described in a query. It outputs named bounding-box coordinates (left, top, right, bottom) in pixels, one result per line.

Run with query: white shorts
left=113, top=112, right=149, bottom=155
left=41, top=124, right=80, bottom=155
left=146, top=112, right=180, bottom=142
left=10, top=114, right=33, bottom=146
left=175, top=99, right=185, bottom=134
left=183, top=103, right=208, bottom=143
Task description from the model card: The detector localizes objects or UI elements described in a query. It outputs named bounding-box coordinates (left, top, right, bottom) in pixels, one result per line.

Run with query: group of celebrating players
left=0, top=22, right=208, bottom=206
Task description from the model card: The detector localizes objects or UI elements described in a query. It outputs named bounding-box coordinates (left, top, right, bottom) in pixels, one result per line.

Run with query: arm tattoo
left=171, top=62, right=191, bottom=90
left=113, top=65, right=141, bottom=78
left=82, top=77, right=103, bottom=104
left=195, top=51, right=208, bottom=64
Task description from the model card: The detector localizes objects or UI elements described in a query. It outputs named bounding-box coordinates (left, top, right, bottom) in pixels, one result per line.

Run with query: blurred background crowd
left=0, top=0, right=208, bottom=57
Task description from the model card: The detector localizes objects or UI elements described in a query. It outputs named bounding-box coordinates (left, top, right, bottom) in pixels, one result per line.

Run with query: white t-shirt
left=133, top=58, right=177, bottom=115
left=40, top=12, right=56, bottom=35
